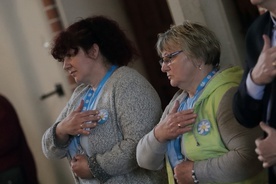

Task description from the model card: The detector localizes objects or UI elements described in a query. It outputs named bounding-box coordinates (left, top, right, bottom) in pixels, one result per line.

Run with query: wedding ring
left=273, top=61, right=276, bottom=67
left=177, top=123, right=181, bottom=128
left=80, top=124, right=83, bottom=128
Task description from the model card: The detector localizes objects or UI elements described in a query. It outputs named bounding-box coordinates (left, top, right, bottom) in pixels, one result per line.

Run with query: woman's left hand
left=174, top=160, right=194, bottom=184
left=71, top=154, right=93, bottom=179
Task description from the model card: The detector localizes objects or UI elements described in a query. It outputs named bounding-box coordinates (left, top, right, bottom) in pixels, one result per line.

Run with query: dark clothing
left=0, top=95, right=39, bottom=184
left=233, top=12, right=276, bottom=183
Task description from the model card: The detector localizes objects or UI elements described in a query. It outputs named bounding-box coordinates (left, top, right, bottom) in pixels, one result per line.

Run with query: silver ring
left=177, top=123, right=181, bottom=128
left=273, top=61, right=276, bottom=67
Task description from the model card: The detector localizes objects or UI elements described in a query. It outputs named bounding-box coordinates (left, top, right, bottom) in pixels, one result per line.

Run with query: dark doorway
left=122, top=0, right=178, bottom=109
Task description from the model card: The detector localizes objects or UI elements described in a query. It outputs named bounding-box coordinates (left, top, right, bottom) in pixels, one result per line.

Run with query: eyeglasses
left=159, top=50, right=183, bottom=66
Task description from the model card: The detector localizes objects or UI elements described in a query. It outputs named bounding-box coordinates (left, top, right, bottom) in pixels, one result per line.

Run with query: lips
left=69, top=71, right=76, bottom=76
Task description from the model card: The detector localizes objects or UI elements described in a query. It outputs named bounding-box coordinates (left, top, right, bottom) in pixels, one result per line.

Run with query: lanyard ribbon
left=167, top=68, right=217, bottom=168
left=68, top=65, right=118, bottom=158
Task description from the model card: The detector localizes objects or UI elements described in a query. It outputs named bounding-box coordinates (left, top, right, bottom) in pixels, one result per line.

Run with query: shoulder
left=111, top=66, right=155, bottom=91
left=247, top=11, right=270, bottom=35
left=246, top=12, right=271, bottom=49
left=113, top=66, right=147, bottom=82
left=71, top=84, right=89, bottom=96
left=218, top=86, right=237, bottom=107
left=66, top=84, right=89, bottom=107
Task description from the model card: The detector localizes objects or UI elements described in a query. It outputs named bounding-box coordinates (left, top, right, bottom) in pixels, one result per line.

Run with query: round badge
left=98, top=109, right=109, bottom=124
left=197, top=119, right=211, bottom=135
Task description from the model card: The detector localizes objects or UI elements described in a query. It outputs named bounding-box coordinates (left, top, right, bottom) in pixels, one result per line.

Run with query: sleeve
left=136, top=129, right=167, bottom=170
left=195, top=87, right=264, bottom=183
left=41, top=122, right=72, bottom=159
left=232, top=15, right=269, bottom=128
left=233, top=67, right=265, bottom=128
left=246, top=71, right=265, bottom=99
left=42, top=86, right=85, bottom=159
left=136, top=90, right=184, bottom=171
left=88, top=73, right=163, bottom=180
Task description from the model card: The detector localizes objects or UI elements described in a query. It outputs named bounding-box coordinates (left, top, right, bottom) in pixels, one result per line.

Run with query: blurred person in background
left=0, top=94, right=38, bottom=184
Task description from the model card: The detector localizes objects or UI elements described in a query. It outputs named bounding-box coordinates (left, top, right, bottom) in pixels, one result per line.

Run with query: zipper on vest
left=193, top=124, right=200, bottom=146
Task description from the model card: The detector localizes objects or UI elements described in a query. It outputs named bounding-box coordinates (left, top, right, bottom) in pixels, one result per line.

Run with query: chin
left=169, top=81, right=178, bottom=88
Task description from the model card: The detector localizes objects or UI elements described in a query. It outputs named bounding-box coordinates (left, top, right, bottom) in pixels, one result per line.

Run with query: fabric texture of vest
left=166, top=66, right=267, bottom=184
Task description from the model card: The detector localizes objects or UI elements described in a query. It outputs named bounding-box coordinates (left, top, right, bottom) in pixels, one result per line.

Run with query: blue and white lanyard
left=82, top=65, right=118, bottom=112
left=167, top=68, right=218, bottom=168
left=68, top=65, right=117, bottom=158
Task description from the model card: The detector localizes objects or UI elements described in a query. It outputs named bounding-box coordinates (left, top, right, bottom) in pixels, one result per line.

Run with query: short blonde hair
left=156, top=20, right=220, bottom=67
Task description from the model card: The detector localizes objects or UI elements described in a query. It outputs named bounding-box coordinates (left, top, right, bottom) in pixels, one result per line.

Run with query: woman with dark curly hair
left=42, top=15, right=166, bottom=184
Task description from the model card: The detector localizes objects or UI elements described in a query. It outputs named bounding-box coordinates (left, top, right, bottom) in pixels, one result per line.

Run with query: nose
left=161, top=62, right=169, bottom=73
left=63, top=58, right=70, bottom=71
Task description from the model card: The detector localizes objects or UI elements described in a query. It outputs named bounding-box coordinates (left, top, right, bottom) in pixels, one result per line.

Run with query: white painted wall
left=0, top=0, right=76, bottom=183
left=167, top=0, right=245, bottom=67
left=56, top=0, right=149, bottom=79
left=0, top=0, right=147, bottom=183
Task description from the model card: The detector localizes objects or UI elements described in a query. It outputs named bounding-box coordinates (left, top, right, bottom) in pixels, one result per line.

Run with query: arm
left=137, top=99, right=196, bottom=170
left=196, top=87, right=263, bottom=183
left=42, top=121, right=71, bottom=159
left=136, top=129, right=167, bottom=170
left=233, top=32, right=276, bottom=128
left=233, top=72, right=264, bottom=128
left=42, top=86, right=100, bottom=160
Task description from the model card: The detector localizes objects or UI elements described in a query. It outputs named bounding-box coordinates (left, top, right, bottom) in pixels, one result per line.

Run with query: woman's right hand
left=154, top=101, right=197, bottom=143
left=55, top=100, right=100, bottom=144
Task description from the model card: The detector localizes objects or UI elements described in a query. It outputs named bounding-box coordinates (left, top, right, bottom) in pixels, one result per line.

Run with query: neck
left=186, top=65, right=213, bottom=98
left=90, top=64, right=112, bottom=90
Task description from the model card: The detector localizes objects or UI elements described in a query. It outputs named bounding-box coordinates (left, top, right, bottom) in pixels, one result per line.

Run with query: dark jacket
left=233, top=11, right=276, bottom=128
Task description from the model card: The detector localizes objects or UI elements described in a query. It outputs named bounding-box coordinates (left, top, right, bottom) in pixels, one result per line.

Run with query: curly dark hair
left=51, top=15, right=139, bottom=66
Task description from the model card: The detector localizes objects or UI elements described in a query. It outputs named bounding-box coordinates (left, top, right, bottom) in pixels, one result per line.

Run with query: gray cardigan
left=42, top=66, right=167, bottom=184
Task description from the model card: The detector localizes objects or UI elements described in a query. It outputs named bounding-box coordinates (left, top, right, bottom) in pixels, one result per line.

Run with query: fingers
left=170, top=100, right=180, bottom=114
left=255, top=137, right=262, bottom=147
left=262, top=35, right=271, bottom=52
left=80, top=122, right=97, bottom=132
left=176, top=109, right=197, bottom=127
left=259, top=121, right=271, bottom=136
left=76, top=100, right=85, bottom=112
left=256, top=153, right=270, bottom=168
left=80, top=111, right=100, bottom=123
